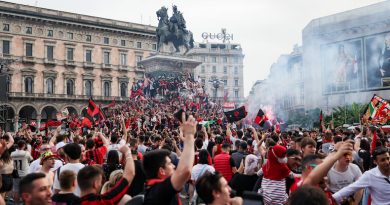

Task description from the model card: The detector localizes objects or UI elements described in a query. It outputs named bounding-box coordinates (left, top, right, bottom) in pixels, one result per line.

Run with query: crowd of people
left=0, top=72, right=389, bottom=205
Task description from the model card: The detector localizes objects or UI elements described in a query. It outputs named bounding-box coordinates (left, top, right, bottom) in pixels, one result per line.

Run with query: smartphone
left=242, top=191, right=263, bottom=205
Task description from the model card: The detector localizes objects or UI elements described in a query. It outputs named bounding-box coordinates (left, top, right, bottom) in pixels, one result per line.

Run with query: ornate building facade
left=0, top=1, right=156, bottom=130
left=187, top=42, right=245, bottom=104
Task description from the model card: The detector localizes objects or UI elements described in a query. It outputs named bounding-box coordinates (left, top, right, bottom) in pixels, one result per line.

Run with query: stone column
left=14, top=116, right=19, bottom=132
left=36, top=114, right=41, bottom=129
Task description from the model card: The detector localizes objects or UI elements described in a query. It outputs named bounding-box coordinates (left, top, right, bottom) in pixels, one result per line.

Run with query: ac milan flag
left=224, top=106, right=247, bottom=123
left=82, top=98, right=105, bottom=128
left=254, top=109, right=268, bottom=126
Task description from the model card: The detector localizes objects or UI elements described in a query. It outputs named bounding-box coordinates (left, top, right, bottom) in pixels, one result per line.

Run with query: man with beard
left=20, top=173, right=52, bottom=205
left=333, top=148, right=390, bottom=205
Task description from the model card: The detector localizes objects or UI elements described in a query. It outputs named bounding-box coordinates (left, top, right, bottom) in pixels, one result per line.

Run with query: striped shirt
left=81, top=178, right=129, bottom=205
left=260, top=177, right=288, bottom=205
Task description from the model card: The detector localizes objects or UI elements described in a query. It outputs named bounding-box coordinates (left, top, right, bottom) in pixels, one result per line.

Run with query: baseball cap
left=40, top=151, right=57, bottom=165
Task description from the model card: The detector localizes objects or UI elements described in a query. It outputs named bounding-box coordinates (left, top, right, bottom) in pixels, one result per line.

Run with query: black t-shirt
left=127, top=160, right=146, bottom=197
left=52, top=193, right=81, bottom=205
left=229, top=174, right=258, bottom=197
left=143, top=176, right=179, bottom=205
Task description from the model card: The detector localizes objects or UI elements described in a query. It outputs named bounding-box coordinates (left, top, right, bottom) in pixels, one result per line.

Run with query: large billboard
left=322, top=39, right=363, bottom=94
left=365, top=32, right=390, bottom=88
left=321, top=32, right=390, bottom=94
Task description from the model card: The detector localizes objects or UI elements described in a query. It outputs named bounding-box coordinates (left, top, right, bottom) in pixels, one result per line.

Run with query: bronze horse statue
left=156, top=7, right=194, bottom=54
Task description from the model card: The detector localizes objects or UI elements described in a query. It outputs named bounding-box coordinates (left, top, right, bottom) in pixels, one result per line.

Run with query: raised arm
left=303, top=141, right=353, bottom=186
left=171, top=114, right=196, bottom=191
left=118, top=145, right=135, bottom=183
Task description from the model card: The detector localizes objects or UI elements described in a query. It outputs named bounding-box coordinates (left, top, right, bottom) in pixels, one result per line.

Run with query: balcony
left=118, top=65, right=128, bottom=71
left=65, top=60, right=76, bottom=67
left=8, top=92, right=129, bottom=102
left=44, top=59, right=56, bottom=66
left=101, top=63, right=112, bottom=70
left=83, top=62, right=95, bottom=69
left=22, top=56, right=35, bottom=64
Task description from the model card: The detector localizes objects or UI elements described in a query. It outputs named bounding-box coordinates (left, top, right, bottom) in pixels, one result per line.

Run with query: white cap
left=55, top=141, right=66, bottom=152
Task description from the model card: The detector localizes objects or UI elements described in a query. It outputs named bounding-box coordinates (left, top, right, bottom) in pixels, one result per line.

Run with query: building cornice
left=0, top=1, right=156, bottom=38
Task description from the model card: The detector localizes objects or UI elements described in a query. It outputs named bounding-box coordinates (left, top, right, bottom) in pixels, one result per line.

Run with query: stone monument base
left=138, top=53, right=201, bottom=78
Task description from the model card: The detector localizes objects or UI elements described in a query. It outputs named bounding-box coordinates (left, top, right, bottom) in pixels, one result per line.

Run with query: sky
left=4, top=0, right=386, bottom=96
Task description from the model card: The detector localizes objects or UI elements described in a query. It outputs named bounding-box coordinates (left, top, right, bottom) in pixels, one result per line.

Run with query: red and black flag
left=82, top=99, right=105, bottom=128
left=254, top=109, right=268, bottom=126
left=224, top=106, right=247, bottom=123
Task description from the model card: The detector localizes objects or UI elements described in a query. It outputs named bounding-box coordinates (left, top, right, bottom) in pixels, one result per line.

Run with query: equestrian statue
left=156, top=5, right=194, bottom=54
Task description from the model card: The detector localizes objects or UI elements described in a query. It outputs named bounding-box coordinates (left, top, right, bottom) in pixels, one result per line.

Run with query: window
left=86, top=35, right=91, bottom=42
left=26, top=27, right=32, bottom=34
left=234, top=90, right=239, bottom=98
left=46, top=46, right=54, bottom=61
left=235, top=79, right=239, bottom=86
left=46, top=78, right=54, bottom=94
left=201, top=56, right=206, bottom=62
left=223, top=57, right=228, bottom=63
left=24, top=77, right=33, bottom=93
left=85, top=80, right=92, bottom=96
left=120, top=53, right=127, bottom=66
left=212, top=57, right=217, bottom=63
left=234, top=67, right=238, bottom=74
left=103, top=81, right=110, bottom=97
left=121, top=40, right=126, bottom=46
left=66, top=79, right=74, bottom=95
left=201, top=66, right=205, bottom=73
left=67, top=32, right=73, bottom=40
left=3, top=40, right=10, bottom=54
left=136, top=55, right=142, bottom=63
left=3, top=24, right=9, bottom=31
left=47, top=30, right=53, bottom=37
left=223, top=66, right=227, bottom=74
left=103, top=51, right=110, bottom=64
left=136, top=42, right=142, bottom=48
left=85, top=50, right=92, bottom=62
left=152, top=44, right=157, bottom=50
left=104, top=37, right=109, bottom=44
left=67, top=48, right=74, bottom=61
left=212, top=66, right=216, bottom=73
left=120, top=83, right=127, bottom=97
left=234, top=57, right=239, bottom=63
left=223, top=80, right=227, bottom=86
left=26, top=43, right=33, bottom=57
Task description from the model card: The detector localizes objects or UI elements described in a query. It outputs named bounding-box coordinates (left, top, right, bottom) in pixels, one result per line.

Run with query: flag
left=29, top=120, right=37, bottom=132
left=224, top=106, right=247, bottom=123
left=82, top=99, right=105, bottom=128
left=200, top=120, right=215, bottom=127
left=254, top=109, right=268, bottom=126
left=364, top=94, right=390, bottom=124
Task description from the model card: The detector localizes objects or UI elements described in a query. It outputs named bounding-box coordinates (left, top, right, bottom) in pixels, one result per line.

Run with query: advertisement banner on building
left=223, top=102, right=235, bottom=109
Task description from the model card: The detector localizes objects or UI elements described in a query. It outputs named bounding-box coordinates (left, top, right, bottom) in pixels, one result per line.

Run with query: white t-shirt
left=191, top=164, right=215, bottom=181
left=29, top=159, right=63, bottom=173
left=53, top=163, right=85, bottom=196
left=327, top=163, right=362, bottom=193
left=11, top=149, right=32, bottom=177
left=106, top=139, right=126, bottom=160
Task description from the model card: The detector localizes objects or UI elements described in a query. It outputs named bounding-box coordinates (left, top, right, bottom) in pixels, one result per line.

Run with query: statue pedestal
left=138, top=53, right=201, bottom=77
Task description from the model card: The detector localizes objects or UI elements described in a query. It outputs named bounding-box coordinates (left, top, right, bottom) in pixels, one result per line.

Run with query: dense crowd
left=0, top=73, right=389, bottom=205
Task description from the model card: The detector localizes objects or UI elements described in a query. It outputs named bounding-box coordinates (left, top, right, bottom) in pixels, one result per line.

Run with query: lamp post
left=209, top=78, right=224, bottom=102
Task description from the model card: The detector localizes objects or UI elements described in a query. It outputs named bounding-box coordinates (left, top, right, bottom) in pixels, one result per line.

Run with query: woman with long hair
left=102, top=150, right=123, bottom=182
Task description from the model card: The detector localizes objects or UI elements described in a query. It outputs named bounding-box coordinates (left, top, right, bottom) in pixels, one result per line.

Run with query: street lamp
left=209, top=78, right=224, bottom=99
